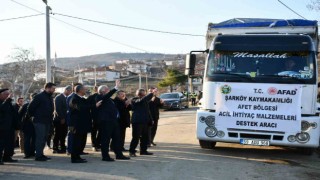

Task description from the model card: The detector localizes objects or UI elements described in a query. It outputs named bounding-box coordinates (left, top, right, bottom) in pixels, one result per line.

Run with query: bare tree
left=307, top=0, right=320, bottom=11
left=6, top=47, right=44, bottom=98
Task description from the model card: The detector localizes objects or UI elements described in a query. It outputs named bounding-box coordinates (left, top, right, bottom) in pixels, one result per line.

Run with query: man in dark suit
left=129, top=88, right=156, bottom=157
left=113, top=90, right=131, bottom=151
left=19, top=93, right=37, bottom=159
left=87, top=86, right=101, bottom=152
left=28, top=82, right=56, bottom=161
left=0, top=88, right=19, bottom=164
left=148, top=87, right=163, bottom=146
left=53, top=85, right=72, bottom=154
left=96, top=80, right=130, bottom=161
left=69, top=85, right=100, bottom=163
left=66, top=83, right=82, bottom=155
left=13, top=97, right=23, bottom=151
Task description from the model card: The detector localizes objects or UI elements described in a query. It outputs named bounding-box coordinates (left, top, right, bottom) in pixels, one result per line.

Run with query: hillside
left=55, top=52, right=179, bottom=69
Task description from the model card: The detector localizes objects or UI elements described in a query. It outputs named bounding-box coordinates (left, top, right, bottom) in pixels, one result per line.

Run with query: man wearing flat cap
left=0, top=88, right=19, bottom=165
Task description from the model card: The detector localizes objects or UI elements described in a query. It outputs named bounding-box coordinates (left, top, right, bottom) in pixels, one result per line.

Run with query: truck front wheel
left=199, top=140, right=216, bottom=149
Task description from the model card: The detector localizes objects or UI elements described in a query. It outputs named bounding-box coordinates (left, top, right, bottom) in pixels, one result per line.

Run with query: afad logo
left=267, top=87, right=297, bottom=95
left=267, top=87, right=277, bottom=95
left=221, top=85, right=231, bottom=94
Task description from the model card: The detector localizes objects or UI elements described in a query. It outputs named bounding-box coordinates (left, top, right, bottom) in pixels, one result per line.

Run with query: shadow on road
left=1, top=142, right=320, bottom=180
left=0, top=143, right=320, bottom=179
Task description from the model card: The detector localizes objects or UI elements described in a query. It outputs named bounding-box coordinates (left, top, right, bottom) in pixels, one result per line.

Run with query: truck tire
left=299, top=148, right=314, bottom=155
left=199, top=140, right=216, bottom=149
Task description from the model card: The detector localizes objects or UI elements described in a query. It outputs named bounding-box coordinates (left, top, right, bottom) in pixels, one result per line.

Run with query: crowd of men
left=0, top=80, right=163, bottom=164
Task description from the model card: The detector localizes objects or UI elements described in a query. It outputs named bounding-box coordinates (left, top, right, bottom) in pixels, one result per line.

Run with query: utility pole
left=93, top=65, right=97, bottom=86
left=52, top=52, right=57, bottom=83
left=139, top=73, right=142, bottom=89
left=145, top=73, right=148, bottom=90
left=43, top=0, right=52, bottom=83
left=188, top=76, right=193, bottom=93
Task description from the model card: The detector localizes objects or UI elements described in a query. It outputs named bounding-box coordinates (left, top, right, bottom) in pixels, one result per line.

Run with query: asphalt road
left=1, top=107, right=320, bottom=180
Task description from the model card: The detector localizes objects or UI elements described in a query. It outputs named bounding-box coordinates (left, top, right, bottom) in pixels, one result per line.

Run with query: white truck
left=185, top=18, right=319, bottom=154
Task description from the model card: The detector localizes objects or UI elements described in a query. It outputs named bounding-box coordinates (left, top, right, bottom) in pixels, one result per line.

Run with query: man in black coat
left=148, top=87, right=163, bottom=146
left=28, top=82, right=56, bottom=161
left=69, top=85, right=100, bottom=163
left=66, top=83, right=82, bottom=155
left=13, top=97, right=23, bottom=151
left=96, top=80, right=130, bottom=161
left=53, top=85, right=72, bottom=154
left=113, top=90, right=131, bottom=151
left=129, top=88, right=157, bottom=157
left=0, top=88, right=19, bottom=164
left=87, top=86, right=101, bottom=152
left=19, top=93, right=37, bottom=158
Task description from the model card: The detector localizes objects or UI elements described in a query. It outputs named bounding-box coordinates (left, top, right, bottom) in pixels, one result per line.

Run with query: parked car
left=159, top=92, right=188, bottom=110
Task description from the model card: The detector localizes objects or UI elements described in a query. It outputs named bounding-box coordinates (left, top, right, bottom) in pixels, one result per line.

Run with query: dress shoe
left=71, top=159, right=87, bottom=163
left=80, top=152, right=89, bottom=155
left=140, top=151, right=153, bottom=155
left=3, top=157, right=18, bottom=163
left=116, top=155, right=130, bottom=160
left=42, top=155, right=51, bottom=160
left=35, top=157, right=47, bottom=161
left=102, top=157, right=115, bottom=162
left=121, top=148, right=129, bottom=152
left=129, top=152, right=137, bottom=157
left=151, top=142, right=157, bottom=146
left=24, top=155, right=34, bottom=159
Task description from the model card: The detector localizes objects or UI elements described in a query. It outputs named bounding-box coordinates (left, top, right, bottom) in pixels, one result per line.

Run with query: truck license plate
left=240, top=139, right=270, bottom=146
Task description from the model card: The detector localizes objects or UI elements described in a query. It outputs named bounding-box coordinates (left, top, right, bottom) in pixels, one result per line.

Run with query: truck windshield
left=207, top=50, right=315, bottom=83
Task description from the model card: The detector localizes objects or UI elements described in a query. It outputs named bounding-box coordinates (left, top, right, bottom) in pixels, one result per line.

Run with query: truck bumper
left=196, top=109, right=320, bottom=148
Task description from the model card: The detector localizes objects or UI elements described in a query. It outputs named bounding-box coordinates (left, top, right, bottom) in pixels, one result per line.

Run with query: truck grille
left=227, top=128, right=285, bottom=141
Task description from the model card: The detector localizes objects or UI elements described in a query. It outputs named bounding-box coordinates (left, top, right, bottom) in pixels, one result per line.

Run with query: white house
left=77, top=67, right=120, bottom=82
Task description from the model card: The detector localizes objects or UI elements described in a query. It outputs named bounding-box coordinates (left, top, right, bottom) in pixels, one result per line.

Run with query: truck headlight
left=205, top=127, right=217, bottom=137
left=199, top=116, right=205, bottom=123
left=205, top=116, right=215, bottom=127
left=217, top=131, right=225, bottom=138
left=301, top=121, right=311, bottom=132
left=296, top=132, right=310, bottom=143
left=287, top=135, right=296, bottom=142
left=310, top=122, right=317, bottom=129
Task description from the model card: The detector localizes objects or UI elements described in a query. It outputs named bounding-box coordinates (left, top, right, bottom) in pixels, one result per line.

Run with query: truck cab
left=186, top=18, right=320, bottom=154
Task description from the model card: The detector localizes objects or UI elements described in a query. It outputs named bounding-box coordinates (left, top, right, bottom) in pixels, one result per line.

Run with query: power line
left=9, top=0, right=149, bottom=52
left=0, top=13, right=43, bottom=22
left=277, top=0, right=307, bottom=20
left=10, top=0, right=44, bottom=14
left=52, top=12, right=205, bottom=37
left=50, top=17, right=150, bottom=52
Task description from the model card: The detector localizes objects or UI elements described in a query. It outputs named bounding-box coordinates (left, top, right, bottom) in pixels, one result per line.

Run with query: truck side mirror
left=185, top=54, right=196, bottom=76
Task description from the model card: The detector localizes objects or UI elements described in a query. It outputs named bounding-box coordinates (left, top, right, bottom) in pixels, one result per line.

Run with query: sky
left=0, top=0, right=319, bottom=63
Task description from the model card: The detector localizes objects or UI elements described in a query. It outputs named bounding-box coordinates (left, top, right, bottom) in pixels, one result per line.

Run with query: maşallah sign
left=215, top=83, right=302, bottom=133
